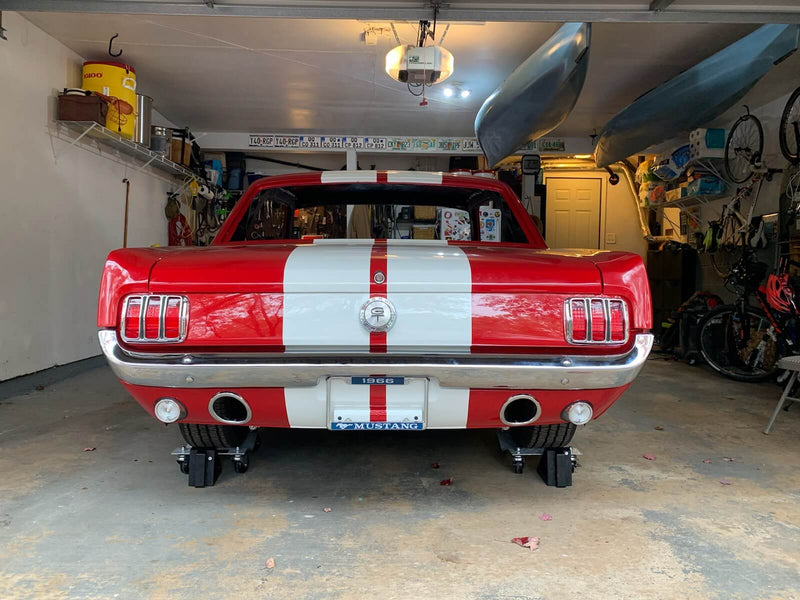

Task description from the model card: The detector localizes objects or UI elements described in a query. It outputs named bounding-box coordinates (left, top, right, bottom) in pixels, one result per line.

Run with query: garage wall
left=542, top=168, right=648, bottom=259
left=0, top=12, right=175, bottom=380
left=245, top=153, right=451, bottom=176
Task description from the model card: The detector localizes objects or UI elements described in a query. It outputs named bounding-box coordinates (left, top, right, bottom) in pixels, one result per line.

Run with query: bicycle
left=695, top=246, right=800, bottom=381
left=779, top=85, right=800, bottom=165
left=725, top=106, right=764, bottom=184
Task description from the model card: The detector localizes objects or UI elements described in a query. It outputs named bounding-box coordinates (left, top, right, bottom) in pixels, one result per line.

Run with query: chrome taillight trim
left=564, top=298, right=629, bottom=345
left=121, top=294, right=189, bottom=344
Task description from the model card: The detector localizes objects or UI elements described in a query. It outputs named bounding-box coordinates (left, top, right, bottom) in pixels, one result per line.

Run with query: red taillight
left=566, top=298, right=627, bottom=344
left=144, top=296, right=161, bottom=339
left=164, top=297, right=182, bottom=338
left=590, top=300, right=605, bottom=341
left=124, top=297, right=142, bottom=339
left=570, top=299, right=587, bottom=341
left=121, top=295, right=187, bottom=343
left=609, top=300, right=625, bottom=342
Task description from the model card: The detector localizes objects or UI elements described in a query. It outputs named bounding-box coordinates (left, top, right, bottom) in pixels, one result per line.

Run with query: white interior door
left=545, top=178, right=602, bottom=248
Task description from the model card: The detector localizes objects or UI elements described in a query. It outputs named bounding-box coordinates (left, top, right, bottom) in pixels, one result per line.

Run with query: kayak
left=475, top=22, right=591, bottom=167
left=595, top=24, right=800, bottom=167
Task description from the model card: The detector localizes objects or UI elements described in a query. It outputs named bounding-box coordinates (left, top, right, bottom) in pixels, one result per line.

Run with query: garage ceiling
left=18, top=11, right=800, bottom=139
left=7, top=0, right=800, bottom=23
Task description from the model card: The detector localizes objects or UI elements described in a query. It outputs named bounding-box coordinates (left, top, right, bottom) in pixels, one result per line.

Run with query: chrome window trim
left=120, top=294, right=189, bottom=344
left=564, top=297, right=629, bottom=345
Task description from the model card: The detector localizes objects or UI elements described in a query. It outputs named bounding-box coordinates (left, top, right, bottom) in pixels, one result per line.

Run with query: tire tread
left=179, top=423, right=247, bottom=449
left=510, top=423, right=577, bottom=449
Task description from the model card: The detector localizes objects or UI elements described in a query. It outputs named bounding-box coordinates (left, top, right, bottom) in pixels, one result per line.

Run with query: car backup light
left=154, top=398, right=185, bottom=423
left=564, top=401, right=593, bottom=425
left=565, top=298, right=628, bottom=344
left=121, top=295, right=188, bottom=343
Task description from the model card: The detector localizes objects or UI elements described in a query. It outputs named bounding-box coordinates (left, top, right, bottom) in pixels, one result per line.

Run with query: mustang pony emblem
left=360, top=297, right=397, bottom=332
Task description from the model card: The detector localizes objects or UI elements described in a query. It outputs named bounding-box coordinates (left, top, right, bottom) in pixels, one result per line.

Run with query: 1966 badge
left=359, top=297, right=397, bottom=332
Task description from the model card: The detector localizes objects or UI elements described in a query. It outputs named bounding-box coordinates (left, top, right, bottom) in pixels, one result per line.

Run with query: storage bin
left=412, top=225, right=437, bottom=239
left=58, top=94, right=108, bottom=126
left=687, top=176, right=726, bottom=196
left=413, top=205, right=437, bottom=221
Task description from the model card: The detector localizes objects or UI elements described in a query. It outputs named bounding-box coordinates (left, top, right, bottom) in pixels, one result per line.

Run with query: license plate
left=328, top=377, right=427, bottom=431
left=350, top=376, right=405, bottom=385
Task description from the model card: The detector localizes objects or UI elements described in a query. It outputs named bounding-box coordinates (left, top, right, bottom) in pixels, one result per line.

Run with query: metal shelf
left=56, top=120, right=196, bottom=180
left=653, top=192, right=730, bottom=210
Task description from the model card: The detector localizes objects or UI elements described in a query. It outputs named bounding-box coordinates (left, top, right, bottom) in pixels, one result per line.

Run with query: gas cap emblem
left=360, top=297, right=397, bottom=332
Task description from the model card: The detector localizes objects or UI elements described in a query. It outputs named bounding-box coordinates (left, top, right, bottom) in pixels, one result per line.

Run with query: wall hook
left=108, top=33, right=122, bottom=58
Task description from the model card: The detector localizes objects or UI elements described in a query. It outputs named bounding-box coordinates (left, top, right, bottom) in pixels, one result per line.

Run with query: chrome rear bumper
left=98, top=330, right=653, bottom=390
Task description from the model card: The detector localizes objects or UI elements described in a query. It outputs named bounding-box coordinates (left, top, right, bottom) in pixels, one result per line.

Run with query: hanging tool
left=108, top=33, right=122, bottom=58
left=122, top=178, right=130, bottom=247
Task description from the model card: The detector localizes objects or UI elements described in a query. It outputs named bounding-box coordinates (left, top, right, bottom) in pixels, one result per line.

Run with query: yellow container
left=81, top=61, right=137, bottom=139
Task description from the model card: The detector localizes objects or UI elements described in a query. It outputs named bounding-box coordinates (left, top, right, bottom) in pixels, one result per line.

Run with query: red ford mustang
left=98, top=171, right=652, bottom=460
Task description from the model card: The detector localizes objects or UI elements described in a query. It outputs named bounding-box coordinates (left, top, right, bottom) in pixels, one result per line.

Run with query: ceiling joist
left=2, top=0, right=799, bottom=24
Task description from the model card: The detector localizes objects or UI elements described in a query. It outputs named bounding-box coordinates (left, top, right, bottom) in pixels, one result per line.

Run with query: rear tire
left=179, top=423, right=249, bottom=449
left=508, top=423, right=577, bottom=449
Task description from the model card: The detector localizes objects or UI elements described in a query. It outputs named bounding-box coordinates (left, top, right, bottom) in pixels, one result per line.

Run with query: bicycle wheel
left=725, top=114, right=764, bottom=183
left=696, top=304, right=779, bottom=382
left=710, top=247, right=739, bottom=279
left=779, top=85, right=800, bottom=164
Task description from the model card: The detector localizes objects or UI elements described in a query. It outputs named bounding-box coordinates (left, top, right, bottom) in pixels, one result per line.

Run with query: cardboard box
left=414, top=205, right=437, bottom=221
left=412, top=225, right=437, bottom=239
left=170, top=138, right=191, bottom=166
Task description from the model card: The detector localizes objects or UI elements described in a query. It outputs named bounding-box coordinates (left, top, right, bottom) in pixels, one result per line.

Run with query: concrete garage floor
left=1, top=358, right=799, bottom=600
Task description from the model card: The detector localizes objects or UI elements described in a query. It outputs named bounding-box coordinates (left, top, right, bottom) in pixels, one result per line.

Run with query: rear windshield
left=228, top=183, right=530, bottom=244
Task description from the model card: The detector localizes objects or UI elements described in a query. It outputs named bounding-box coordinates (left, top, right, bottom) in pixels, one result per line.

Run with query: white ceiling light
left=443, top=87, right=454, bottom=97
left=385, top=44, right=454, bottom=85
left=460, top=89, right=471, bottom=98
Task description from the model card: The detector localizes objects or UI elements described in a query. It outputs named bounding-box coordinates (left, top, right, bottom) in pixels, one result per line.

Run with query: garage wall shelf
left=54, top=120, right=196, bottom=182
left=652, top=192, right=730, bottom=211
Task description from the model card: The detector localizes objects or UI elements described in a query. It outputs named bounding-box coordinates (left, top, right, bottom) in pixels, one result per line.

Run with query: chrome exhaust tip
left=499, top=394, right=541, bottom=426
left=208, top=392, right=252, bottom=425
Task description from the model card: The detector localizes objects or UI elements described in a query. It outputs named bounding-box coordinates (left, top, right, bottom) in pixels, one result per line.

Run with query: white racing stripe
left=284, top=386, right=327, bottom=428
left=386, top=171, right=443, bottom=184
left=386, top=243, right=472, bottom=352
left=427, top=383, right=470, bottom=429
left=282, top=243, right=372, bottom=352
left=282, top=239, right=473, bottom=428
left=321, top=171, right=378, bottom=183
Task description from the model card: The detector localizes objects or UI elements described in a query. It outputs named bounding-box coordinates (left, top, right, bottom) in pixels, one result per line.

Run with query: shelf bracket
left=133, top=154, right=158, bottom=175
left=55, top=121, right=99, bottom=164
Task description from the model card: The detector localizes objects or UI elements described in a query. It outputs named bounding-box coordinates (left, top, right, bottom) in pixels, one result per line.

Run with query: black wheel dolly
left=496, top=429, right=580, bottom=487
left=172, top=428, right=259, bottom=488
